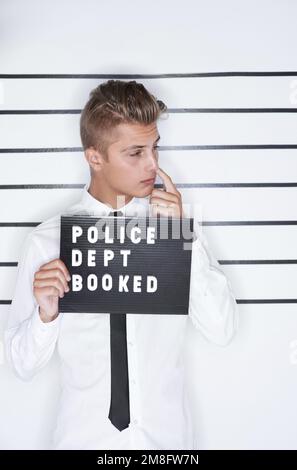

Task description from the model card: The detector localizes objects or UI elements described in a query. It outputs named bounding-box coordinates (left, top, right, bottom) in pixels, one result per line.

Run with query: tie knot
left=109, top=210, right=123, bottom=217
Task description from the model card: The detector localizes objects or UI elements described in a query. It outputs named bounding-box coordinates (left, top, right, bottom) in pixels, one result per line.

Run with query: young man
left=4, top=80, right=239, bottom=450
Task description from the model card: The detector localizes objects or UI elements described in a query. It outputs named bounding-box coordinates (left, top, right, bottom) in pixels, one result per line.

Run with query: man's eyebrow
left=121, top=135, right=160, bottom=152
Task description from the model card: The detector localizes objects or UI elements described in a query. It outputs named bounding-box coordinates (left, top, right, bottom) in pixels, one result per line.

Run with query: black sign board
left=59, top=215, right=194, bottom=315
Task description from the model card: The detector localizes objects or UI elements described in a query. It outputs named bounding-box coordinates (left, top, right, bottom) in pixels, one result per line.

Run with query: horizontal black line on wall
left=161, top=183, right=297, bottom=188
left=0, top=222, right=39, bottom=227
left=203, top=221, right=297, bottom=226
left=1, top=260, right=297, bottom=268
left=236, top=299, right=297, bottom=304
left=1, top=108, right=297, bottom=115
left=1, top=221, right=297, bottom=227
left=1, top=298, right=297, bottom=305
left=2, top=144, right=297, bottom=154
left=0, top=262, right=18, bottom=267
left=1, top=71, right=297, bottom=79
left=219, top=260, right=297, bottom=264
left=1, top=183, right=297, bottom=190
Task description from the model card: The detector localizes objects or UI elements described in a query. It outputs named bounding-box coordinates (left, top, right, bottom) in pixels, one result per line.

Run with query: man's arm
left=4, top=233, right=66, bottom=380
left=148, top=166, right=238, bottom=345
left=188, top=225, right=239, bottom=346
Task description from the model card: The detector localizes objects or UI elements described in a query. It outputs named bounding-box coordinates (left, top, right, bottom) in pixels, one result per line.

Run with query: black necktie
left=107, top=210, right=130, bottom=431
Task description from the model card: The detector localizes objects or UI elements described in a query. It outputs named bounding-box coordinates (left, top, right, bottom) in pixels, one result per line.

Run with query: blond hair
left=80, top=79, right=167, bottom=158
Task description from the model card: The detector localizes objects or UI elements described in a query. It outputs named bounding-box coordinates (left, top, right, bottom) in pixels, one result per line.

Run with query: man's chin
left=134, top=186, right=154, bottom=198
left=118, top=185, right=154, bottom=201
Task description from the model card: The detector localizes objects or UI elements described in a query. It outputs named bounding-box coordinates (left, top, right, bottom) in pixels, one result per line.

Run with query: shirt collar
left=79, top=181, right=149, bottom=217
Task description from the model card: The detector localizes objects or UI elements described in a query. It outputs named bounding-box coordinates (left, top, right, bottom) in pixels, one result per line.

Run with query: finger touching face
left=156, top=167, right=179, bottom=194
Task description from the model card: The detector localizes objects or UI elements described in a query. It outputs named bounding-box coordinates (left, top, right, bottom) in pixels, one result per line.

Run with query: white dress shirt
left=4, top=182, right=239, bottom=450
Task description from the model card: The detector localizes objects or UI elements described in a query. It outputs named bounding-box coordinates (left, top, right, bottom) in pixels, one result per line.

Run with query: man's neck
left=88, top=179, right=133, bottom=210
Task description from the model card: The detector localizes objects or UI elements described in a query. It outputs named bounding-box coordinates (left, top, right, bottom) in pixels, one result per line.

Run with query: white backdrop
left=1, top=0, right=297, bottom=449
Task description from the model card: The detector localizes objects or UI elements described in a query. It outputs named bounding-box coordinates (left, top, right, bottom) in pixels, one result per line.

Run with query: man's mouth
left=141, top=177, right=155, bottom=184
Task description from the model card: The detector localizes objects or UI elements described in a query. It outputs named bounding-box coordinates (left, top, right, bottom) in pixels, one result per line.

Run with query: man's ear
left=84, top=147, right=106, bottom=173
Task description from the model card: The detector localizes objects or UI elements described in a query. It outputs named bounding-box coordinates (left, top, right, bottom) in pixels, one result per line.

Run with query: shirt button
left=132, top=419, right=138, bottom=425
left=128, top=341, right=133, bottom=347
left=131, top=379, right=136, bottom=385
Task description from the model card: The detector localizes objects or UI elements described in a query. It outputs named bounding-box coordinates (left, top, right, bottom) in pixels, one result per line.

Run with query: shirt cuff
left=30, top=304, right=62, bottom=344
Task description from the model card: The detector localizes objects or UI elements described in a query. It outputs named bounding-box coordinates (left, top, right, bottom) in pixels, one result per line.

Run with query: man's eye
left=129, top=146, right=159, bottom=157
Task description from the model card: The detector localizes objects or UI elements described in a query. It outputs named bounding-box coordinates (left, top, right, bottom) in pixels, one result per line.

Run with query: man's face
left=98, top=121, right=160, bottom=199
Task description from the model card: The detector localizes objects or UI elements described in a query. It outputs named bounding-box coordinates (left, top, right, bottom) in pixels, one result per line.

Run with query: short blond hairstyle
left=80, top=79, right=167, bottom=158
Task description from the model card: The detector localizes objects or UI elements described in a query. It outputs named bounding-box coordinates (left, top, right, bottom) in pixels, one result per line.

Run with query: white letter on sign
left=147, top=227, right=156, bottom=244
left=147, top=276, right=157, bottom=292
left=130, top=227, right=141, bottom=244
left=133, top=275, right=142, bottom=292
left=72, top=249, right=82, bottom=267
left=87, top=274, right=98, bottom=291
left=88, top=226, right=98, bottom=243
left=120, top=250, right=131, bottom=267
left=105, top=226, right=114, bottom=244
left=102, top=274, right=112, bottom=291
left=72, top=225, right=83, bottom=243
left=72, top=274, right=82, bottom=291
left=88, top=249, right=96, bottom=267
left=119, top=275, right=129, bottom=292
left=104, top=249, right=115, bottom=266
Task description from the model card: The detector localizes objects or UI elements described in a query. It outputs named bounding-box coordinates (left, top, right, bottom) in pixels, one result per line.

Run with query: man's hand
left=149, top=167, right=183, bottom=218
left=33, top=258, right=71, bottom=323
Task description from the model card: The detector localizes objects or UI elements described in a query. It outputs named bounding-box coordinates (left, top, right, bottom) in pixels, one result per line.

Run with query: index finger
left=40, top=258, right=71, bottom=281
left=157, top=167, right=178, bottom=194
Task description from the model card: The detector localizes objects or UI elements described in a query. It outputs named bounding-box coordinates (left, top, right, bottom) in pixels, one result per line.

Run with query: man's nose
left=145, top=152, right=159, bottom=171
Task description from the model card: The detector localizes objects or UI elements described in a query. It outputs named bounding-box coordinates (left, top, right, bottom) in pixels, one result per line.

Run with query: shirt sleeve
left=188, top=222, right=239, bottom=346
left=4, top=231, right=62, bottom=381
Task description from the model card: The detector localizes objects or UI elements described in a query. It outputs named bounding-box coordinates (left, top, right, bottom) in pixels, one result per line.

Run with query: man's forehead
left=113, top=122, right=159, bottom=145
